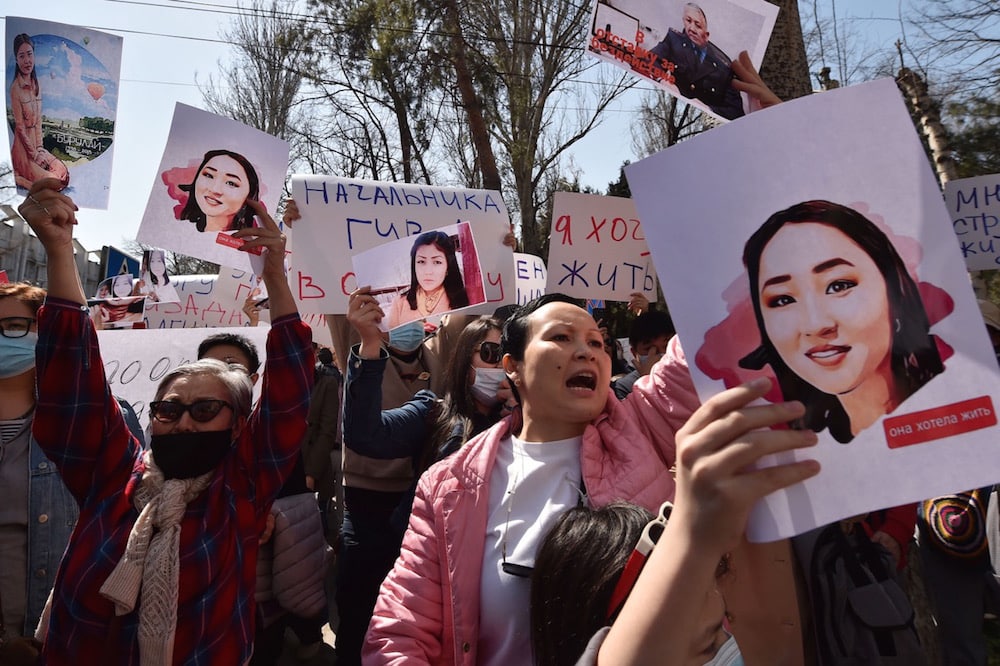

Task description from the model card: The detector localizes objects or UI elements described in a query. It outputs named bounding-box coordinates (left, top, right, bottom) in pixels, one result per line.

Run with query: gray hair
left=684, top=2, right=707, bottom=22
left=154, top=358, right=254, bottom=423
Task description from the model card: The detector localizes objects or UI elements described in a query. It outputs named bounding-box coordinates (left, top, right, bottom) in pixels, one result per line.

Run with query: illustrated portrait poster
left=6, top=17, right=122, bottom=208
left=585, top=0, right=777, bottom=123
left=352, top=221, right=487, bottom=331
left=290, top=175, right=515, bottom=314
left=547, top=191, right=658, bottom=303
left=626, top=78, right=1000, bottom=542
left=944, top=173, right=1000, bottom=272
left=136, top=103, right=290, bottom=271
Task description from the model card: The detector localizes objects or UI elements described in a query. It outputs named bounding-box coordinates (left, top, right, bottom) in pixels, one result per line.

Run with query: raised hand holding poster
left=6, top=17, right=122, bottom=208
left=352, top=221, right=487, bottom=331
left=626, top=78, right=1000, bottom=542
left=136, top=103, right=290, bottom=271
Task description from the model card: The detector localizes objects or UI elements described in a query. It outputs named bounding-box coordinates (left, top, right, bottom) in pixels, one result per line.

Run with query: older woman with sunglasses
left=18, top=178, right=313, bottom=665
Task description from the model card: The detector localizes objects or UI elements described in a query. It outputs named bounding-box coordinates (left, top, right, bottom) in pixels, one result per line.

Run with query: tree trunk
left=441, top=0, right=502, bottom=192
left=760, top=0, right=813, bottom=101
left=896, top=67, right=959, bottom=186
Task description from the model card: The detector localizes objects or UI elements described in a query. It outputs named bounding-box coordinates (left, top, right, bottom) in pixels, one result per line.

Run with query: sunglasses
left=477, top=341, right=502, bottom=365
left=149, top=399, right=232, bottom=424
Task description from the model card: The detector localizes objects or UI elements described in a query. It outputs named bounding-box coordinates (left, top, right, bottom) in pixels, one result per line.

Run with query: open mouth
left=566, top=371, right=597, bottom=391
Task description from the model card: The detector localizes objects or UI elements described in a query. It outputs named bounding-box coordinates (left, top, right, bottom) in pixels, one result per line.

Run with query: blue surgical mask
left=0, top=332, right=38, bottom=379
left=388, top=320, right=426, bottom=353
left=470, top=368, right=508, bottom=406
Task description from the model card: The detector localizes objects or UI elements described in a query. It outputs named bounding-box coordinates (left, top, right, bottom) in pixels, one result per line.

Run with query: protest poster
left=353, top=221, right=487, bottom=330
left=626, top=78, right=1000, bottom=542
left=514, top=253, right=547, bottom=305
left=944, top=174, right=1000, bottom=271
left=97, top=325, right=270, bottom=428
left=143, top=269, right=333, bottom=348
left=6, top=17, right=122, bottom=208
left=546, top=191, right=657, bottom=302
left=136, top=103, right=290, bottom=270
left=289, top=175, right=515, bottom=314
left=585, top=0, right=776, bottom=122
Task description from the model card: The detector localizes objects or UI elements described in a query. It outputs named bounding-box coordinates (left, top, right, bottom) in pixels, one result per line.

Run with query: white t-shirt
left=477, top=434, right=583, bottom=666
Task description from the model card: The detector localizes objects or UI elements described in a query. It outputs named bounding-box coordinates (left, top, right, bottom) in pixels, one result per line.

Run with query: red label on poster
left=215, top=232, right=262, bottom=254
left=883, top=396, right=997, bottom=448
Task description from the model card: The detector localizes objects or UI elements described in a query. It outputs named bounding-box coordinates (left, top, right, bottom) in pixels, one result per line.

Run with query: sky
left=1, top=0, right=912, bottom=255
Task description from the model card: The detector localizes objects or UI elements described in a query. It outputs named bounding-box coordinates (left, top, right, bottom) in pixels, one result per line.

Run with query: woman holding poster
left=386, top=230, right=470, bottom=328
left=738, top=200, right=944, bottom=443
left=178, top=149, right=260, bottom=233
left=9, top=34, right=69, bottom=190
left=366, top=293, right=820, bottom=664
left=18, top=178, right=311, bottom=665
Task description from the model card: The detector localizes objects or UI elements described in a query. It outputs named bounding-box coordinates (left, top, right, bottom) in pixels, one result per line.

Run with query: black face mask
left=150, top=429, right=234, bottom=479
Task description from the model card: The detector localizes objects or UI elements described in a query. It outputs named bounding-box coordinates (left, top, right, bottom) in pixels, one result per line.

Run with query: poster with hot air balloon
left=5, top=17, right=122, bottom=209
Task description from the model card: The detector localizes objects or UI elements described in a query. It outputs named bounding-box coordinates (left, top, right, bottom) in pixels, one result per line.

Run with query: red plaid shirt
left=33, top=299, right=313, bottom=665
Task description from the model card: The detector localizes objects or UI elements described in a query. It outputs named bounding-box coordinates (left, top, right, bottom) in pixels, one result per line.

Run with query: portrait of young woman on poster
left=178, top=149, right=260, bottom=233
left=9, top=33, right=70, bottom=190
left=734, top=200, right=945, bottom=443
left=385, top=230, right=471, bottom=329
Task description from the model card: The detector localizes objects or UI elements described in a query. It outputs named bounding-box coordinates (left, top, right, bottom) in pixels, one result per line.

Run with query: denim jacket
left=23, top=397, right=142, bottom=635
left=24, top=434, right=78, bottom=636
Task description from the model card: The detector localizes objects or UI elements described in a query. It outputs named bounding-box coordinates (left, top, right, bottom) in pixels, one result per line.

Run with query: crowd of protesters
left=2, top=51, right=1000, bottom=666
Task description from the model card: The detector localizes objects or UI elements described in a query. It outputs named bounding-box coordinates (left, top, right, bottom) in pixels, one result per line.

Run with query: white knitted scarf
left=94, top=450, right=213, bottom=666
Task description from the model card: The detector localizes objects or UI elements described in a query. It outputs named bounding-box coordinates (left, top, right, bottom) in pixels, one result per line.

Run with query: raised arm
left=19, top=179, right=136, bottom=502
left=18, top=179, right=83, bottom=303
left=232, top=199, right=314, bottom=507
left=342, top=287, right=437, bottom=459
left=598, top=379, right=820, bottom=665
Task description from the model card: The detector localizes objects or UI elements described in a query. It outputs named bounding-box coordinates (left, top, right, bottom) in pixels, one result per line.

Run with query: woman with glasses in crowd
left=17, top=178, right=313, bottom=665
left=0, top=282, right=73, bottom=661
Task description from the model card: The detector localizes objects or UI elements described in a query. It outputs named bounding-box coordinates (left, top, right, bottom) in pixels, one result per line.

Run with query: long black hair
left=179, top=149, right=259, bottom=232
left=530, top=503, right=652, bottom=666
left=404, top=231, right=469, bottom=311
left=12, top=34, right=39, bottom=96
left=739, top=200, right=943, bottom=443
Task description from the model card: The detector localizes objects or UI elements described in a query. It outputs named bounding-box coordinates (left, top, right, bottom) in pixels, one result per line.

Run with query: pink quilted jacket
left=362, top=337, right=701, bottom=665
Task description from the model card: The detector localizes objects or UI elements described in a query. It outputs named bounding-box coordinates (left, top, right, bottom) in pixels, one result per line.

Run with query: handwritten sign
left=514, top=253, right=547, bottom=305
left=97, top=326, right=270, bottom=428
left=143, top=269, right=333, bottom=348
left=944, top=174, right=1000, bottom=271
left=289, top=175, right=515, bottom=314
left=546, top=192, right=657, bottom=302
